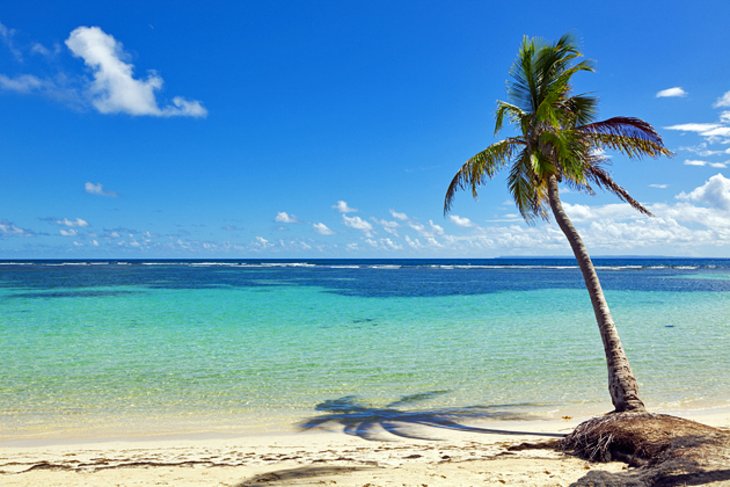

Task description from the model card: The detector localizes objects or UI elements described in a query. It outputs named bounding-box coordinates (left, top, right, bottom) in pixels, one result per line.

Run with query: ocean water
left=1, top=258, right=729, bottom=441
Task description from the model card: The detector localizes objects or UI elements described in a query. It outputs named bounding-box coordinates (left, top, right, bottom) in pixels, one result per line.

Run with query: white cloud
left=275, top=211, right=297, bottom=223
left=57, top=217, right=89, bottom=227
left=684, top=159, right=727, bottom=168
left=428, top=219, right=445, bottom=235
left=408, top=221, right=428, bottom=236
left=30, top=42, right=58, bottom=57
left=333, top=200, right=357, bottom=213
left=676, top=173, right=730, bottom=210
left=0, top=74, right=44, bottom=93
left=254, top=236, right=272, bottom=248
left=313, top=222, right=333, bottom=235
left=698, top=127, right=730, bottom=138
left=365, top=237, right=402, bottom=251
left=0, top=220, right=32, bottom=236
left=665, top=123, right=722, bottom=133
left=342, top=214, right=373, bottom=236
left=714, top=91, right=730, bottom=108
left=390, top=209, right=408, bottom=221
left=375, top=219, right=399, bottom=235
left=59, top=228, right=78, bottom=236
left=65, top=26, right=206, bottom=117
left=449, top=214, right=473, bottom=227
left=404, top=235, right=423, bottom=249
left=0, top=21, right=22, bottom=61
left=656, top=86, right=687, bottom=98
left=649, top=183, right=669, bottom=189
left=85, top=181, right=117, bottom=197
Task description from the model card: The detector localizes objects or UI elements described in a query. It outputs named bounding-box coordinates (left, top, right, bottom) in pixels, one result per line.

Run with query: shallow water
left=1, top=258, right=729, bottom=440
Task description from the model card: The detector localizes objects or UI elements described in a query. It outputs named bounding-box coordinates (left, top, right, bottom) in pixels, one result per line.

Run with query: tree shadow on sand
left=236, top=466, right=373, bottom=487
left=299, top=391, right=566, bottom=441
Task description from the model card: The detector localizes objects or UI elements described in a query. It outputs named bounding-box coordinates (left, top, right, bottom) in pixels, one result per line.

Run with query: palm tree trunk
left=546, top=175, right=645, bottom=412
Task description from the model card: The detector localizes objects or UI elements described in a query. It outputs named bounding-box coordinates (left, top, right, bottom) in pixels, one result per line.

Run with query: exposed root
left=561, top=412, right=730, bottom=486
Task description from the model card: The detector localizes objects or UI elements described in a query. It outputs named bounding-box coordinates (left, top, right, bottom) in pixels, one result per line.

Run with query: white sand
left=3, top=410, right=728, bottom=487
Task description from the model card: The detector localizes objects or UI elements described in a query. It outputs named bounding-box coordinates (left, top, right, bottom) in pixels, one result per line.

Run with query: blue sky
left=1, top=1, right=730, bottom=258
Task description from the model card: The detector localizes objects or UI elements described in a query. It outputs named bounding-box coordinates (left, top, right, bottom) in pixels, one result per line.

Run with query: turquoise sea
left=1, top=258, right=729, bottom=441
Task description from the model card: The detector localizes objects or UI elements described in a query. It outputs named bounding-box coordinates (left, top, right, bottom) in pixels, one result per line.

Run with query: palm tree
left=444, top=34, right=670, bottom=413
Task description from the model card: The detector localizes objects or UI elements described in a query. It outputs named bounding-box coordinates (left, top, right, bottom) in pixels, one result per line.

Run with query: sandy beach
left=2, top=410, right=728, bottom=486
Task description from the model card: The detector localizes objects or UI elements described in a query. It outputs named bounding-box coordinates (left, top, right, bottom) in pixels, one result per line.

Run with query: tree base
left=561, top=412, right=730, bottom=486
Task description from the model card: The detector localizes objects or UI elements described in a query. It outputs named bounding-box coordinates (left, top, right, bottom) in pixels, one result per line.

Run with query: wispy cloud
left=65, top=26, right=206, bottom=117
left=56, top=217, right=89, bottom=227
left=312, top=222, right=333, bottom=235
left=275, top=211, right=297, bottom=223
left=390, top=209, right=408, bottom=221
left=665, top=123, right=722, bottom=133
left=656, top=86, right=687, bottom=98
left=0, top=220, right=33, bottom=236
left=0, top=74, right=44, bottom=93
left=649, top=183, right=669, bottom=189
left=333, top=200, right=357, bottom=213
left=0, top=21, right=22, bottom=61
left=365, top=237, right=402, bottom=251
left=85, top=181, right=117, bottom=197
left=714, top=91, right=730, bottom=108
left=59, top=228, right=78, bottom=237
left=684, top=159, right=727, bottom=168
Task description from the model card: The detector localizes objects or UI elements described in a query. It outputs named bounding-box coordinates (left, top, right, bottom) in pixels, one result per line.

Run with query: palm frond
left=494, top=101, right=526, bottom=134
left=562, top=94, right=597, bottom=126
left=507, top=36, right=539, bottom=112
left=578, top=117, right=672, bottom=158
left=508, top=150, right=547, bottom=222
left=444, top=138, right=523, bottom=214
left=587, top=165, right=653, bottom=216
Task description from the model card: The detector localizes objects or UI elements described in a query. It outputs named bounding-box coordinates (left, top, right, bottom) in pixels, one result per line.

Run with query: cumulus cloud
left=312, top=222, right=333, bottom=235
left=57, top=217, right=89, bottom=227
left=449, top=214, right=473, bottom=227
left=342, top=214, right=374, bottom=236
left=656, top=87, right=687, bottom=98
left=275, top=211, right=297, bottom=223
left=390, top=209, right=408, bottom=221
left=676, top=173, right=730, bottom=210
left=85, top=181, right=117, bottom=197
left=65, top=26, right=206, bottom=117
left=333, top=200, right=357, bottom=213
left=59, top=228, right=78, bottom=236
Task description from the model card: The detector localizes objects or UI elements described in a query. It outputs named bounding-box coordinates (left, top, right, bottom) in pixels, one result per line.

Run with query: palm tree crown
left=444, top=34, right=670, bottom=219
